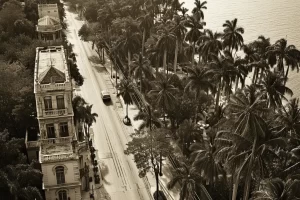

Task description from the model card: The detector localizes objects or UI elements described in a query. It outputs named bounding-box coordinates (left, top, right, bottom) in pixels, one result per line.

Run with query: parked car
left=101, top=90, right=111, bottom=101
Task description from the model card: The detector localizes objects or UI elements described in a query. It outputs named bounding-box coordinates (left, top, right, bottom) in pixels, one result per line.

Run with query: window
left=59, top=122, right=69, bottom=137
left=44, top=96, right=52, bottom=110
left=56, top=166, right=65, bottom=184
left=58, top=190, right=67, bottom=200
left=56, top=95, right=65, bottom=109
left=46, top=124, right=55, bottom=138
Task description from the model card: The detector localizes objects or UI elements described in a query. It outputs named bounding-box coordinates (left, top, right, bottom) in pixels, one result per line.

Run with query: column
left=52, top=95, right=57, bottom=109
left=68, top=120, right=72, bottom=137
left=54, top=123, right=60, bottom=138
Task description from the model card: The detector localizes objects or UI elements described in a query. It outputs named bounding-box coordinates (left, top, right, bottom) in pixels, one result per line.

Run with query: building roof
left=38, top=15, right=60, bottom=26
left=38, top=4, right=59, bottom=19
left=34, top=46, right=69, bottom=84
left=36, top=15, right=62, bottom=32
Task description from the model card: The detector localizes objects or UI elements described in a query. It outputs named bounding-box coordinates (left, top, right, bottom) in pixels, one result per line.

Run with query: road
left=64, top=7, right=152, bottom=200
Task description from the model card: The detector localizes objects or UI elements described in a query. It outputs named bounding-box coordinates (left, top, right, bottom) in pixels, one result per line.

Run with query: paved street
left=64, top=8, right=153, bottom=200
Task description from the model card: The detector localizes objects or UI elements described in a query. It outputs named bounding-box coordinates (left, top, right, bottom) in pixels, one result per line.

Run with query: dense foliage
left=67, top=0, right=300, bottom=199
left=0, top=0, right=80, bottom=199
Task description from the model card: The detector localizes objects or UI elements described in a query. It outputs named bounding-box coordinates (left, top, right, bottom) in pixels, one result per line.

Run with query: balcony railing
left=43, top=108, right=67, bottom=117
left=40, top=136, right=72, bottom=145
left=27, top=141, right=40, bottom=148
left=40, top=83, right=66, bottom=91
left=41, top=153, right=76, bottom=162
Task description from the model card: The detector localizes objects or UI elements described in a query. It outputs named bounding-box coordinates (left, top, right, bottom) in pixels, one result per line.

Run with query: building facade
left=36, top=4, right=62, bottom=42
left=26, top=46, right=83, bottom=200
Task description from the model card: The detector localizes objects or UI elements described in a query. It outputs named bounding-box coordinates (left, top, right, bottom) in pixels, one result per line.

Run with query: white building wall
left=46, top=187, right=81, bottom=200
left=42, top=160, right=80, bottom=186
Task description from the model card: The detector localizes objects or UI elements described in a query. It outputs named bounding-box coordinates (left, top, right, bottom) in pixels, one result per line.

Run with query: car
left=101, top=90, right=111, bottom=101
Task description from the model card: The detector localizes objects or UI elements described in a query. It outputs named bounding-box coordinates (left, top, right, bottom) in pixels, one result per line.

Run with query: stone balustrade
left=26, top=140, right=40, bottom=148
left=43, top=108, right=67, bottom=117
left=41, top=153, right=76, bottom=162
left=40, top=136, right=72, bottom=145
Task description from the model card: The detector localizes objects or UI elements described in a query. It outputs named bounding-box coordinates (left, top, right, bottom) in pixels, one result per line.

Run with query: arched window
left=58, top=190, right=67, bottom=200
left=55, top=166, right=65, bottom=184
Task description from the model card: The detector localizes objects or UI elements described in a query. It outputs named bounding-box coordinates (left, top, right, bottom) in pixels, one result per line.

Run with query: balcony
left=25, top=128, right=40, bottom=149
left=35, top=82, right=72, bottom=92
left=41, top=83, right=65, bottom=90
left=41, top=152, right=76, bottom=162
left=43, top=108, right=67, bottom=117
left=40, top=136, right=72, bottom=145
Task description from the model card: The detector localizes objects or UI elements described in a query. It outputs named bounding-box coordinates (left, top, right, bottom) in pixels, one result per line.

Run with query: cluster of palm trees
left=72, top=96, right=98, bottom=142
left=74, top=0, right=300, bottom=199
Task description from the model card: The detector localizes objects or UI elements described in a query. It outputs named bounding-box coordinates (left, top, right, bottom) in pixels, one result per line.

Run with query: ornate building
left=36, top=4, right=62, bottom=42
left=26, top=46, right=84, bottom=200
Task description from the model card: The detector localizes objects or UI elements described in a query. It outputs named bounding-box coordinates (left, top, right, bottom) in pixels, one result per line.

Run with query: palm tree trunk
left=142, top=29, right=146, bottom=56
left=102, top=48, right=105, bottom=64
left=199, top=184, right=213, bottom=200
left=285, top=65, right=290, bottom=84
left=128, top=50, right=131, bottom=76
left=243, top=136, right=257, bottom=200
left=235, top=77, right=239, bottom=92
left=252, top=68, right=257, bottom=84
left=126, top=104, right=129, bottom=118
left=174, top=38, right=179, bottom=73
left=232, top=156, right=250, bottom=200
left=192, top=42, right=195, bottom=66
left=163, top=49, right=167, bottom=74
left=159, top=153, right=163, bottom=176
left=215, top=79, right=222, bottom=110
left=140, top=78, right=142, bottom=92
left=258, top=69, right=264, bottom=84
left=155, top=167, right=160, bottom=199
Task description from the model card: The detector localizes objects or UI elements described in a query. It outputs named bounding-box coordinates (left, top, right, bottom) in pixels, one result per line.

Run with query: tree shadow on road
left=100, top=161, right=111, bottom=185
left=89, top=55, right=101, bottom=64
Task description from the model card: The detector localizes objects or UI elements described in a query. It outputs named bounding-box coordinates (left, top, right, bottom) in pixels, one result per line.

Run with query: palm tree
left=190, top=134, right=226, bottom=185
left=223, top=51, right=248, bottom=91
left=252, top=178, right=300, bottom=200
left=179, top=7, right=189, bottom=17
left=117, top=79, right=134, bottom=119
left=192, top=0, right=207, bottom=22
left=83, top=104, right=98, bottom=141
left=138, top=12, right=154, bottom=56
left=221, top=85, right=268, bottom=200
left=185, top=16, right=205, bottom=66
left=266, top=38, right=300, bottom=80
left=207, top=53, right=241, bottom=108
left=156, top=27, right=176, bottom=74
left=275, top=98, right=300, bottom=140
left=148, top=73, right=178, bottom=125
left=167, top=160, right=213, bottom=200
left=184, top=66, right=214, bottom=98
left=130, top=53, right=153, bottom=91
left=222, top=18, right=244, bottom=54
left=258, top=70, right=293, bottom=109
left=72, top=95, right=87, bottom=138
left=171, top=15, right=187, bottom=73
left=171, top=0, right=184, bottom=14
left=177, top=119, right=203, bottom=156
left=114, top=17, right=141, bottom=76
left=134, top=109, right=162, bottom=131
left=198, top=29, right=223, bottom=62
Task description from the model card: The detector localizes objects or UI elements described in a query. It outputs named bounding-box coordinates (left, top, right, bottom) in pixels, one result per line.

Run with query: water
left=181, top=0, right=300, bottom=98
